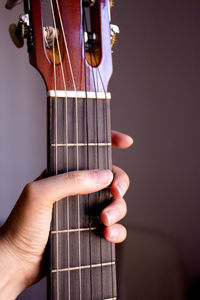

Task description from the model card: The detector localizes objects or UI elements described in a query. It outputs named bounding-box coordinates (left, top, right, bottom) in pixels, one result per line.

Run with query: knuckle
left=113, top=165, right=130, bottom=187
left=23, top=182, right=36, bottom=198
left=111, top=198, right=127, bottom=218
left=118, top=198, right=127, bottom=216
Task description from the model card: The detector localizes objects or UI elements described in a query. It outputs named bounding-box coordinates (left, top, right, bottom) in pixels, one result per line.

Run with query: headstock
left=7, top=0, right=120, bottom=93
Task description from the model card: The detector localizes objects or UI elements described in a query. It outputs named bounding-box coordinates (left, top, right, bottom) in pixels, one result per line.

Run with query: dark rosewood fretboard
left=47, top=95, right=117, bottom=300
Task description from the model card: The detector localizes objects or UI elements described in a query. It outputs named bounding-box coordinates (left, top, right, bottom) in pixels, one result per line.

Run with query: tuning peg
left=109, top=0, right=115, bottom=10
left=9, top=14, right=30, bottom=48
left=110, top=24, right=120, bottom=47
left=9, top=24, right=24, bottom=48
left=5, top=0, right=20, bottom=10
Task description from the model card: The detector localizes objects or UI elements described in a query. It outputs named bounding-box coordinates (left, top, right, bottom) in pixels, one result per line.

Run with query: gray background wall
left=0, top=0, right=200, bottom=299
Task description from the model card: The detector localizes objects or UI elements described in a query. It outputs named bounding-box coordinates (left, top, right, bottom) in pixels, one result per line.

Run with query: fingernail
left=128, top=136, right=134, bottom=145
left=116, top=181, right=127, bottom=197
left=104, top=209, right=120, bottom=225
left=93, top=169, right=113, bottom=185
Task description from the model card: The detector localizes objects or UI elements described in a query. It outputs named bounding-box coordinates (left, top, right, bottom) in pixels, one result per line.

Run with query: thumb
left=4, top=169, right=113, bottom=229
left=26, top=169, right=113, bottom=206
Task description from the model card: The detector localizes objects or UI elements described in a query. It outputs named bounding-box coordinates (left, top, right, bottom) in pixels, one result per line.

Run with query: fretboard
left=47, top=93, right=117, bottom=300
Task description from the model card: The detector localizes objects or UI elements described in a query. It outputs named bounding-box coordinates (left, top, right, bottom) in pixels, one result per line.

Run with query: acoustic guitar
left=8, top=0, right=119, bottom=299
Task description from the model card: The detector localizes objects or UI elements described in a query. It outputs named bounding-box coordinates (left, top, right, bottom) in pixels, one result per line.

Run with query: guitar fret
left=51, top=142, right=112, bottom=147
left=51, top=262, right=115, bottom=273
left=51, top=227, right=98, bottom=234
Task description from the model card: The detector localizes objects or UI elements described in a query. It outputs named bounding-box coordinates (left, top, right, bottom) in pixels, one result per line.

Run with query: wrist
left=0, top=236, right=27, bottom=300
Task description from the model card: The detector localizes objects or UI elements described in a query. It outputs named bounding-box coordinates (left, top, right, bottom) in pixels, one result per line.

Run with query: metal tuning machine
left=109, top=0, right=115, bottom=10
left=82, top=0, right=99, bottom=52
left=108, top=0, right=119, bottom=49
left=110, top=24, right=120, bottom=48
left=84, top=32, right=97, bottom=43
left=6, top=0, right=32, bottom=49
left=82, top=0, right=96, bottom=7
left=9, top=14, right=31, bottom=48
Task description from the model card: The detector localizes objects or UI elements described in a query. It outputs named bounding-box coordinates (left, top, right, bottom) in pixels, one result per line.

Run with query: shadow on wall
left=116, top=227, right=186, bottom=300
left=117, top=227, right=200, bottom=300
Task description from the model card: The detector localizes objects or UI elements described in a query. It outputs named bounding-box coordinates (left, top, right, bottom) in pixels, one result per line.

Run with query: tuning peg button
left=110, top=24, right=120, bottom=47
left=5, top=0, right=20, bottom=10
left=9, top=24, right=24, bottom=48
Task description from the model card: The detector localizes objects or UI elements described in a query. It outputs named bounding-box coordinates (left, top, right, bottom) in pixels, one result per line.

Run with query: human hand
left=0, top=130, right=133, bottom=299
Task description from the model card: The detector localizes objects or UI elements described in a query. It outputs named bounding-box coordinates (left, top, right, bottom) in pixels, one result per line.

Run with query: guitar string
left=95, top=68, right=104, bottom=300
left=82, top=8, right=93, bottom=300
left=49, top=1, right=71, bottom=299
left=91, top=56, right=104, bottom=300
left=52, top=35, right=59, bottom=300
left=55, top=1, right=82, bottom=299
left=82, top=9, right=104, bottom=299
left=92, top=54, right=114, bottom=298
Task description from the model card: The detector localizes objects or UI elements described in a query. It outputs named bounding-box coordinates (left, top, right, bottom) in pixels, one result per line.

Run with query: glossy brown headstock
left=29, top=0, right=113, bottom=92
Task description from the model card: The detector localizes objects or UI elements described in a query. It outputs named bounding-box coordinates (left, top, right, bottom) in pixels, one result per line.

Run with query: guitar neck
left=47, top=92, right=117, bottom=299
